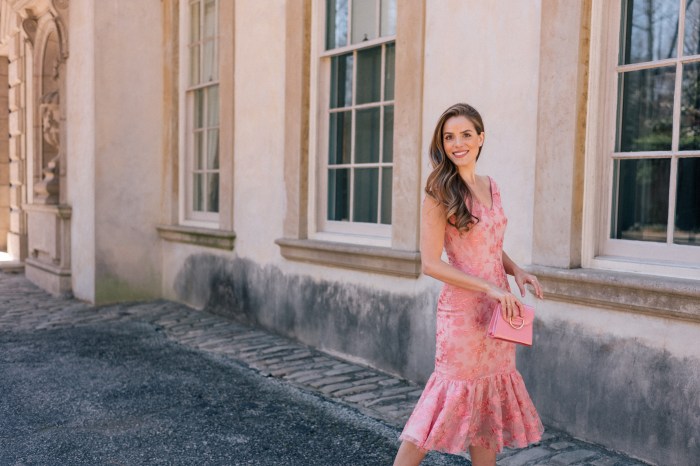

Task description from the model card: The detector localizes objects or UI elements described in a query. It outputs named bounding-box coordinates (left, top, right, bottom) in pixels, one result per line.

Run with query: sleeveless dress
left=399, top=176, right=543, bottom=454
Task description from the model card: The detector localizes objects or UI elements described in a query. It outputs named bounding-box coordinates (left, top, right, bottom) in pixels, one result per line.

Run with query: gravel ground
left=0, top=320, right=462, bottom=466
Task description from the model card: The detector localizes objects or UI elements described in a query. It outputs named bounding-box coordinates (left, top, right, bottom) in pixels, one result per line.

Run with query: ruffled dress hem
left=398, top=370, right=544, bottom=454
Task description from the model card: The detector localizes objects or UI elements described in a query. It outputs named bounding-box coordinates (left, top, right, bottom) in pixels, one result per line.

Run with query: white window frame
left=583, top=0, right=700, bottom=279
left=179, top=0, right=220, bottom=227
left=309, top=0, right=396, bottom=247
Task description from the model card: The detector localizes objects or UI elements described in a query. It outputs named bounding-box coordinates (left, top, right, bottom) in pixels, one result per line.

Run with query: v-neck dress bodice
left=399, top=176, right=543, bottom=454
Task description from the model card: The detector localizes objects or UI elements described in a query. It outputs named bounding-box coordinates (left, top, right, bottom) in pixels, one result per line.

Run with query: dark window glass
left=620, top=0, right=679, bottom=65
left=355, top=107, right=380, bottom=163
left=617, top=66, right=675, bottom=151
left=329, top=111, right=352, bottom=165
left=353, top=168, right=379, bottom=222
left=612, top=158, right=670, bottom=242
left=330, top=54, right=353, bottom=109
left=328, top=168, right=350, bottom=221
left=680, top=61, right=700, bottom=150
left=674, top=157, right=700, bottom=245
left=356, top=46, right=382, bottom=104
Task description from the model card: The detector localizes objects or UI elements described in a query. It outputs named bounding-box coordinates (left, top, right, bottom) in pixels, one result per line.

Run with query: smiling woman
left=393, top=103, right=545, bottom=466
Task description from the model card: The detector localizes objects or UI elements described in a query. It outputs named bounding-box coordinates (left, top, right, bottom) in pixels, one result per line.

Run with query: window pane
left=194, top=131, right=204, bottom=169
left=204, top=0, right=216, bottom=39
left=189, top=45, right=200, bottom=85
left=208, top=85, right=219, bottom=126
left=326, top=0, right=348, bottom=50
left=352, top=0, right=379, bottom=44
left=207, top=173, right=219, bottom=213
left=207, top=129, right=219, bottom=169
left=674, top=157, right=700, bottom=245
left=203, top=40, right=217, bottom=82
left=328, top=168, right=349, bottom=221
left=380, top=0, right=397, bottom=36
left=684, top=0, right=700, bottom=56
left=190, top=1, right=200, bottom=44
left=329, top=111, right=351, bottom=164
left=617, top=66, right=675, bottom=152
left=612, top=158, right=670, bottom=242
left=353, top=167, right=378, bottom=223
left=381, top=167, right=392, bottom=224
left=330, top=53, right=353, bottom=108
left=193, top=173, right=204, bottom=211
left=383, top=105, right=393, bottom=162
left=356, top=46, right=381, bottom=104
left=384, top=43, right=395, bottom=101
left=680, top=61, right=700, bottom=150
left=194, top=88, right=204, bottom=128
left=620, top=0, right=679, bottom=65
left=355, top=107, right=380, bottom=163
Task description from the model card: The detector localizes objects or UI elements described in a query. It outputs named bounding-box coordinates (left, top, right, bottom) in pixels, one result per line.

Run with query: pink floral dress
left=399, top=176, right=543, bottom=454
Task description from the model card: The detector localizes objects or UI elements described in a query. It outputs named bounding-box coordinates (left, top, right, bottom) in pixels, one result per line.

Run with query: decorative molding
left=157, top=224, right=236, bottom=251
left=526, top=264, right=700, bottom=323
left=276, top=238, right=422, bottom=278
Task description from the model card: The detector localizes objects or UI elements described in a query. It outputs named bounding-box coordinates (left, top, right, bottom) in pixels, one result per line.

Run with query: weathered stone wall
left=519, top=308, right=700, bottom=465
left=170, top=253, right=438, bottom=383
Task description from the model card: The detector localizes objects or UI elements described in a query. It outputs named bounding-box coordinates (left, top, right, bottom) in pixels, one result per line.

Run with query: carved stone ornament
left=22, top=16, right=38, bottom=45
left=34, top=90, right=60, bottom=204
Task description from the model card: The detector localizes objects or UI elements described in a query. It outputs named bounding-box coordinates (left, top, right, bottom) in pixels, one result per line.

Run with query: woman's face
left=442, top=115, right=484, bottom=168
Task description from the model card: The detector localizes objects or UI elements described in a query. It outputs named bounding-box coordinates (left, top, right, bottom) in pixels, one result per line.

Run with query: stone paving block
left=260, top=345, right=300, bottom=355
left=344, top=391, right=381, bottom=403
left=548, top=449, right=598, bottom=465
left=350, top=375, right=388, bottom=386
left=589, top=457, right=621, bottom=466
left=364, top=394, right=410, bottom=408
left=378, top=378, right=401, bottom=386
left=550, top=441, right=575, bottom=450
left=331, top=383, right=380, bottom=397
left=499, top=446, right=552, bottom=466
left=281, top=351, right=314, bottom=361
left=320, top=381, right=355, bottom=394
left=323, top=365, right=365, bottom=377
left=285, top=369, right=325, bottom=381
left=373, top=386, right=417, bottom=399
left=308, top=375, right=353, bottom=388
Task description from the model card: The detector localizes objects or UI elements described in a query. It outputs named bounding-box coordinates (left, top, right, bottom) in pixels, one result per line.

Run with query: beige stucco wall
left=66, top=0, right=95, bottom=301
left=67, top=0, right=163, bottom=302
left=422, top=0, right=542, bottom=269
left=93, top=0, right=163, bottom=302
left=232, top=0, right=287, bottom=266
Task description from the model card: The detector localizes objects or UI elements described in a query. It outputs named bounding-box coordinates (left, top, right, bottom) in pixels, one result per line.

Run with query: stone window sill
left=157, top=224, right=236, bottom=250
left=275, top=238, right=421, bottom=278
left=525, top=265, right=700, bottom=323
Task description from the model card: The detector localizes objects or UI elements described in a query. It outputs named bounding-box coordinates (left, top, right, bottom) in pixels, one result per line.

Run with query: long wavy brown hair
left=425, top=103, right=485, bottom=232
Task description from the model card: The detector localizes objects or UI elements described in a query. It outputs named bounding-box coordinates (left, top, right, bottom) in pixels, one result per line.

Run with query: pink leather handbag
left=487, top=303, right=535, bottom=346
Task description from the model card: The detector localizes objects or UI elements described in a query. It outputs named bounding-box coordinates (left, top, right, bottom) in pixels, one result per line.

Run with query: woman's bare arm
left=501, top=250, right=544, bottom=299
left=421, top=196, right=524, bottom=318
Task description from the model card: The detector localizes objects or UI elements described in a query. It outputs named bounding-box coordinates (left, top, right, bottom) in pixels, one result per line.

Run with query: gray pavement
left=0, top=271, right=650, bottom=465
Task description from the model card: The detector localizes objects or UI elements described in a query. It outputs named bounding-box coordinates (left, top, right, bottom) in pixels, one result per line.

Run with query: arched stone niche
left=19, top=0, right=72, bottom=296
left=32, top=18, right=65, bottom=204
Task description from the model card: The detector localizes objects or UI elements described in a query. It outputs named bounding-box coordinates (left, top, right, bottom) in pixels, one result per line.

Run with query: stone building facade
left=0, top=1, right=697, bottom=464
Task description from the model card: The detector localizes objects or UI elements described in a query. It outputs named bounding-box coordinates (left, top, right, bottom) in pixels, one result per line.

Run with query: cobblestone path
left=0, top=271, right=650, bottom=466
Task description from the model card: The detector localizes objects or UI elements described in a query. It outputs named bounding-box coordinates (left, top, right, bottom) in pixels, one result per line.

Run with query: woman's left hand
left=513, top=269, right=544, bottom=299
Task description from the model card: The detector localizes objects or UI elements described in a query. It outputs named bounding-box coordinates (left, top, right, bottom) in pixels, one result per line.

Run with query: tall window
left=322, top=0, right=396, bottom=235
left=185, top=0, right=219, bottom=222
left=609, top=0, right=699, bottom=260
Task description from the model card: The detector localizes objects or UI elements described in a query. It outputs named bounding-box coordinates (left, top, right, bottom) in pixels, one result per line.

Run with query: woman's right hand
left=486, top=285, right=524, bottom=321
